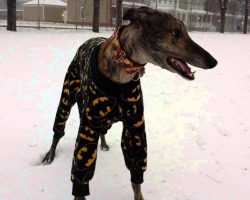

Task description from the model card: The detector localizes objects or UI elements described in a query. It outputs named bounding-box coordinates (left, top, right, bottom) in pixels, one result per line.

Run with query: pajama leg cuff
left=130, top=169, right=144, bottom=184
left=72, top=182, right=90, bottom=197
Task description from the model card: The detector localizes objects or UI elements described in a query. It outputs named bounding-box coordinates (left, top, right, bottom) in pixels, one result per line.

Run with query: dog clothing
left=53, top=37, right=147, bottom=196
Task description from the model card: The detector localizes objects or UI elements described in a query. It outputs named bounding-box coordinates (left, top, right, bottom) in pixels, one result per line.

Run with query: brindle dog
left=42, top=7, right=217, bottom=200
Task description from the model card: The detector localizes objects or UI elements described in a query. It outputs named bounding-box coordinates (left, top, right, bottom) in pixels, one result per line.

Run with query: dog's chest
left=74, top=37, right=144, bottom=130
left=80, top=78, right=143, bottom=130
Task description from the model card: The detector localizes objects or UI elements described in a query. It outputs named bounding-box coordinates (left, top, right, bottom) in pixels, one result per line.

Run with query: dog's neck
left=98, top=25, right=147, bottom=84
left=110, top=28, right=146, bottom=75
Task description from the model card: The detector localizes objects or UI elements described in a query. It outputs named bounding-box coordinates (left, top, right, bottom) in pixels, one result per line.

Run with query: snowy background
left=0, top=28, right=250, bottom=200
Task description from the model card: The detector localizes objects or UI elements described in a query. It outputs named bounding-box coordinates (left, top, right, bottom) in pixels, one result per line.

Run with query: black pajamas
left=53, top=38, right=147, bottom=196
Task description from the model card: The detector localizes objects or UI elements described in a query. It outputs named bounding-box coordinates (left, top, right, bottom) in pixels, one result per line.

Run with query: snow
left=0, top=28, right=250, bottom=200
left=122, top=1, right=147, bottom=7
left=112, top=1, right=147, bottom=8
left=24, top=0, right=66, bottom=7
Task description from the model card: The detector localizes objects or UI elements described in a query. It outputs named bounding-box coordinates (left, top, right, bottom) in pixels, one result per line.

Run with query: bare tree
left=93, top=0, right=100, bottom=32
left=7, top=0, right=16, bottom=31
left=116, top=0, right=123, bottom=30
left=243, top=0, right=249, bottom=34
left=218, top=0, right=230, bottom=33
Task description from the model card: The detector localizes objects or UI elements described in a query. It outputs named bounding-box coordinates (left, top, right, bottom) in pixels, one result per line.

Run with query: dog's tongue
left=169, top=58, right=195, bottom=79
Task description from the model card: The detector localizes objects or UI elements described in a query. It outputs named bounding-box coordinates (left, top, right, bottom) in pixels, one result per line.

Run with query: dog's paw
left=135, top=197, right=144, bottom=200
left=41, top=150, right=55, bottom=165
left=100, top=144, right=109, bottom=151
left=134, top=194, right=144, bottom=200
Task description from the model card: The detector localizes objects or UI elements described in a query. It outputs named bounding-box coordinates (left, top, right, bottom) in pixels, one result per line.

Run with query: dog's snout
left=188, top=39, right=217, bottom=70
left=207, top=56, right=218, bottom=69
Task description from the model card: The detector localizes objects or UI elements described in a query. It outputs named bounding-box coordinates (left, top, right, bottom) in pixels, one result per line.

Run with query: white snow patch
left=24, top=0, right=66, bottom=7
left=0, top=28, right=250, bottom=200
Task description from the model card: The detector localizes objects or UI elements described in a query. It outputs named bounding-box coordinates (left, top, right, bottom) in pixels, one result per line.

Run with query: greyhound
left=42, top=7, right=217, bottom=200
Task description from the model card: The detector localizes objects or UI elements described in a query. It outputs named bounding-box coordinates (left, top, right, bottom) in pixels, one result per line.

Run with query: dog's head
left=123, top=7, right=217, bottom=80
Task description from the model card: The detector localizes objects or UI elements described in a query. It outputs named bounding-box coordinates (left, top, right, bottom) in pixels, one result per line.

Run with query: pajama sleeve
left=53, top=58, right=82, bottom=140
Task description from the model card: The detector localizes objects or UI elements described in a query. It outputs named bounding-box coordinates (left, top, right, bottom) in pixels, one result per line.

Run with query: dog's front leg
left=74, top=197, right=86, bottom=200
left=132, top=183, right=144, bottom=200
left=121, top=124, right=147, bottom=200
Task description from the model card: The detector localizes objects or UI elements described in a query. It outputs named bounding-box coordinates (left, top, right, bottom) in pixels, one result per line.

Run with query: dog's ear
left=123, top=6, right=152, bottom=23
left=123, top=8, right=136, bottom=22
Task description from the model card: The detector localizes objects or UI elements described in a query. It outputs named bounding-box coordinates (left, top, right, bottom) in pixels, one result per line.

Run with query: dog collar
left=110, top=27, right=146, bottom=77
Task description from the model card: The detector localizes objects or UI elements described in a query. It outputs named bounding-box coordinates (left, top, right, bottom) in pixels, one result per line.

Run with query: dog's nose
left=207, top=56, right=218, bottom=69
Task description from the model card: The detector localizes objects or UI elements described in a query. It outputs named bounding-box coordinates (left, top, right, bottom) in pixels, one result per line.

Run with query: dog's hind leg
left=100, top=128, right=110, bottom=151
left=99, top=125, right=112, bottom=151
left=100, top=133, right=109, bottom=151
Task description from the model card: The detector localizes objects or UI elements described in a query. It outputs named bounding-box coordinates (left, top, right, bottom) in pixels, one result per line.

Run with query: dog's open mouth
left=167, top=57, right=195, bottom=80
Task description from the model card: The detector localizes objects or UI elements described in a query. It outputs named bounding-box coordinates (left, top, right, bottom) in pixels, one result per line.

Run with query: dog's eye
left=171, top=29, right=180, bottom=38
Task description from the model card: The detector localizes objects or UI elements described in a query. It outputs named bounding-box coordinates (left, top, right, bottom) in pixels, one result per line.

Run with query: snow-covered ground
left=0, top=28, right=250, bottom=200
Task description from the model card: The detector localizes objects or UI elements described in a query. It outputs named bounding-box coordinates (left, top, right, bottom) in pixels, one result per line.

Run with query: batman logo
left=89, top=96, right=116, bottom=119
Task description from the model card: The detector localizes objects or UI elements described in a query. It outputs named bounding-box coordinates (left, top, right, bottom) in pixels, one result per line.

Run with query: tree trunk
left=116, top=0, right=123, bottom=30
left=7, top=0, right=16, bottom=31
left=93, top=0, right=100, bottom=32
left=243, top=0, right=249, bottom=34
left=220, top=7, right=226, bottom=33
left=38, top=0, right=41, bottom=30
